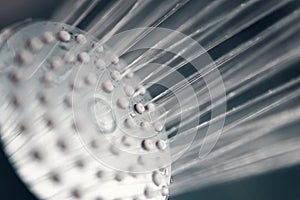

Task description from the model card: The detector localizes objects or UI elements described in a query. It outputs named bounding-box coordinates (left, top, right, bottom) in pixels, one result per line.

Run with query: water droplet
left=91, top=98, right=116, bottom=133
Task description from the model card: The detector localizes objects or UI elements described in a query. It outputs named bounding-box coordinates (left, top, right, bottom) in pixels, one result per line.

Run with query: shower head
left=0, top=20, right=171, bottom=200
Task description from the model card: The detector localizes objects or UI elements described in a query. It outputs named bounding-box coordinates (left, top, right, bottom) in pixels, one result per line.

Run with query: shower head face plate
left=0, top=21, right=171, bottom=200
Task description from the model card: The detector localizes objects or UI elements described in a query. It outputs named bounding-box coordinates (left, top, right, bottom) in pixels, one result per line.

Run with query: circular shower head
left=0, top=21, right=171, bottom=200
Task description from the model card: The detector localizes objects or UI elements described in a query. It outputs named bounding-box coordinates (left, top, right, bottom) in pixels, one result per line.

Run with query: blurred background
left=0, top=0, right=299, bottom=199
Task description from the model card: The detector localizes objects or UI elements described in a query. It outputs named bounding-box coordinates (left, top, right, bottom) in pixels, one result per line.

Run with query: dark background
left=0, top=0, right=300, bottom=199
